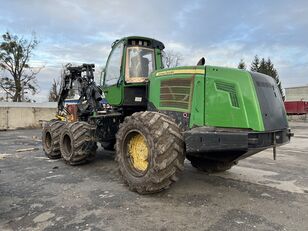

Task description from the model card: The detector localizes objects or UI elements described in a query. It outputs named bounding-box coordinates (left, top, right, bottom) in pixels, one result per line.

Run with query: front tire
left=115, top=111, right=185, bottom=194
left=60, top=122, right=97, bottom=165
left=42, top=120, right=66, bottom=159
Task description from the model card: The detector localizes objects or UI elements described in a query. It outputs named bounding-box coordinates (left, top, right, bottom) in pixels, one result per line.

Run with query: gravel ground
left=0, top=122, right=307, bottom=231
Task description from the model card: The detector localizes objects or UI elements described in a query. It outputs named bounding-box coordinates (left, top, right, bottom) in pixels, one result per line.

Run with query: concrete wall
left=285, top=86, right=308, bottom=101
left=0, top=102, right=57, bottom=130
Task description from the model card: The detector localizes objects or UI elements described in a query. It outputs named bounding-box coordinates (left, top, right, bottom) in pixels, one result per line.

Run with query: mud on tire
left=42, top=120, right=66, bottom=159
left=187, top=155, right=237, bottom=173
left=60, top=121, right=97, bottom=165
left=115, top=111, right=185, bottom=194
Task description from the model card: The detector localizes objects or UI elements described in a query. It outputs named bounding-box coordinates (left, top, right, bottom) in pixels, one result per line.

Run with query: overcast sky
left=0, top=0, right=307, bottom=102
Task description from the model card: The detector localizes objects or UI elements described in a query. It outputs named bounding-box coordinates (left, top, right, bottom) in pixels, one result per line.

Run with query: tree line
left=237, top=56, right=285, bottom=100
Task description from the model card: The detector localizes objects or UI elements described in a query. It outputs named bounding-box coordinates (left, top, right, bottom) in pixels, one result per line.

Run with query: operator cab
left=102, top=36, right=165, bottom=109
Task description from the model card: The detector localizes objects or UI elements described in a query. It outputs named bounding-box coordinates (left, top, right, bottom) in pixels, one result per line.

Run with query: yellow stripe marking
left=156, top=69, right=205, bottom=77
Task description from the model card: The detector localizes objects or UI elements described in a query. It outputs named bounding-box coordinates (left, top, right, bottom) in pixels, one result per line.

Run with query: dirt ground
left=0, top=122, right=307, bottom=231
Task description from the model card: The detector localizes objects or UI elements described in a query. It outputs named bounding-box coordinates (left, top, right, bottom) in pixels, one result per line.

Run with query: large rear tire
left=115, top=111, right=185, bottom=194
left=187, top=155, right=237, bottom=173
left=42, top=120, right=66, bottom=159
left=60, top=122, right=97, bottom=165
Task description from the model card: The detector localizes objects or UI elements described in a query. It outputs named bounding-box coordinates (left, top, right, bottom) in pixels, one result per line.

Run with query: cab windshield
left=125, top=47, right=155, bottom=83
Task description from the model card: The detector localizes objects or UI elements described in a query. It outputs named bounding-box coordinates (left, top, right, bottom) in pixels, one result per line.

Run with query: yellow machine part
left=128, top=133, right=149, bottom=171
left=55, top=115, right=65, bottom=121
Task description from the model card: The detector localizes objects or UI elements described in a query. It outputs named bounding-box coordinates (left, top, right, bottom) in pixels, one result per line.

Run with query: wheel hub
left=127, top=133, right=149, bottom=171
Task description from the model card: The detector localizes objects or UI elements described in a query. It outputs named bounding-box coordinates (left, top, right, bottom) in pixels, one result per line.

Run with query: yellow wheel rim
left=127, top=133, right=149, bottom=172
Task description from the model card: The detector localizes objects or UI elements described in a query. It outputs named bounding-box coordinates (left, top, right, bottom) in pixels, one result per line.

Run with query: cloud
left=1, top=0, right=308, bottom=102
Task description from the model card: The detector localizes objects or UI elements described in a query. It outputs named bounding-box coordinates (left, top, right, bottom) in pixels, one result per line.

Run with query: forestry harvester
left=42, top=36, right=292, bottom=194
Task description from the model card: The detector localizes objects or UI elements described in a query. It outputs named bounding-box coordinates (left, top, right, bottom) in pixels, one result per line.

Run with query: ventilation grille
left=215, top=81, right=239, bottom=108
left=160, top=78, right=193, bottom=110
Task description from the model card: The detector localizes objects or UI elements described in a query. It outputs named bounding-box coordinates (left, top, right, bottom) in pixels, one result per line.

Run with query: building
left=285, top=86, right=308, bottom=101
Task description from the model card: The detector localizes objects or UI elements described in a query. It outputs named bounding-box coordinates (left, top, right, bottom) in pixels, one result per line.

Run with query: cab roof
left=112, top=36, right=165, bottom=50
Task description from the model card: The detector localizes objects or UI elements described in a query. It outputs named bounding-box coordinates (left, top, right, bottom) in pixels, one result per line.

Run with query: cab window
left=125, top=47, right=155, bottom=83
left=104, top=42, right=124, bottom=86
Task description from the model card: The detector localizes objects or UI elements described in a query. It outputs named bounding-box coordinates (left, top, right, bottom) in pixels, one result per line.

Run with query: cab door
left=103, top=42, right=124, bottom=106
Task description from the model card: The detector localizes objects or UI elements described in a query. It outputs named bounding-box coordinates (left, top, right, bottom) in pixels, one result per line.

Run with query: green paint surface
left=149, top=65, right=265, bottom=131
left=203, top=66, right=264, bottom=131
left=189, top=74, right=205, bottom=127
left=104, top=84, right=123, bottom=105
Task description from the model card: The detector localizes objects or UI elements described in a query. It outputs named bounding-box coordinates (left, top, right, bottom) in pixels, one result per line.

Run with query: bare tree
left=0, top=70, right=15, bottom=101
left=0, top=32, right=41, bottom=102
left=48, top=64, right=74, bottom=102
left=48, top=78, right=61, bottom=102
left=163, top=50, right=183, bottom=68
